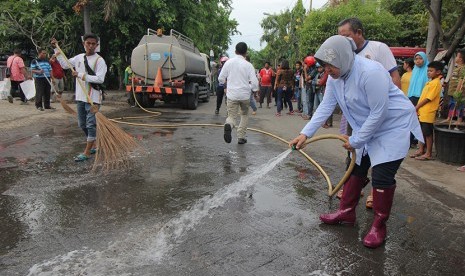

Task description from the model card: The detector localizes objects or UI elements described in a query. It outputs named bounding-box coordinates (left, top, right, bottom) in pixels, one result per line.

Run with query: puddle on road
left=26, top=149, right=293, bottom=275
left=1, top=113, right=353, bottom=275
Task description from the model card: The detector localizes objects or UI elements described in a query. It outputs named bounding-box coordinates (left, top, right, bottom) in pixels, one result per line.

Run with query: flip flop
left=415, top=155, right=433, bottom=161
left=74, top=153, right=90, bottom=162
left=409, top=152, right=424, bottom=158
left=90, top=148, right=97, bottom=154
left=456, top=166, right=465, bottom=172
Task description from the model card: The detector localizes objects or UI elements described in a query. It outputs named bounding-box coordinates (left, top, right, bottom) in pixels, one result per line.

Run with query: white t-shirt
left=356, top=40, right=397, bottom=73
left=55, top=51, right=107, bottom=104
left=218, top=55, right=259, bottom=101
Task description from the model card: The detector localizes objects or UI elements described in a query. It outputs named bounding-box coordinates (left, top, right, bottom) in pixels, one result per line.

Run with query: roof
left=389, top=47, right=427, bottom=59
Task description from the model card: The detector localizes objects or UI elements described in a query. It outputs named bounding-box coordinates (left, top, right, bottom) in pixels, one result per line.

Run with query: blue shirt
left=301, top=56, right=423, bottom=166
left=31, top=59, right=52, bottom=78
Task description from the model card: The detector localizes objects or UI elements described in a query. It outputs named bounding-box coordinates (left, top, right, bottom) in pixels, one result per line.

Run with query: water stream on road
left=27, top=149, right=292, bottom=275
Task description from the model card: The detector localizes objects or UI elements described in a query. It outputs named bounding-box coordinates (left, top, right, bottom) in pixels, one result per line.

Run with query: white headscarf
left=314, top=35, right=357, bottom=79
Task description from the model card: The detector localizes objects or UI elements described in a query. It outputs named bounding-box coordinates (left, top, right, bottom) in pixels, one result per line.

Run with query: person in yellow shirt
left=401, top=58, right=414, bottom=96
left=413, top=61, right=444, bottom=160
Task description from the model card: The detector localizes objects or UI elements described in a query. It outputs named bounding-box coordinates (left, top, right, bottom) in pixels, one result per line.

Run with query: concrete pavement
left=1, top=91, right=465, bottom=275
left=1, top=91, right=464, bottom=199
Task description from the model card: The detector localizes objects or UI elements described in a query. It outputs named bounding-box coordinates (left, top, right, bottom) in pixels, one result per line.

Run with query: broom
left=33, top=59, right=76, bottom=115
left=54, top=43, right=141, bottom=172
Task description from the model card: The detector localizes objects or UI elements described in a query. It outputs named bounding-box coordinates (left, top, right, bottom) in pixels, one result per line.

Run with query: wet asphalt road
left=1, top=107, right=464, bottom=275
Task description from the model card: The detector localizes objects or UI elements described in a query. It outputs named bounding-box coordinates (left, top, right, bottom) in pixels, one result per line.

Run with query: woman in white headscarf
left=289, top=35, right=423, bottom=249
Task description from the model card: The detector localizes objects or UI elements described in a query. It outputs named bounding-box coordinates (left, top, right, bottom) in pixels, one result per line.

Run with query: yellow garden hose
left=110, top=84, right=355, bottom=197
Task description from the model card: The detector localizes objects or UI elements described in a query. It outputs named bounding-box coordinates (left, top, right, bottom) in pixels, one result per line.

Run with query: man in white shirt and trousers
left=52, top=34, right=107, bottom=162
left=219, top=42, right=259, bottom=144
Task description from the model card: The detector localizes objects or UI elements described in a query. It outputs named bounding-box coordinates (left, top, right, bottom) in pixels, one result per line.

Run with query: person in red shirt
left=6, top=49, right=29, bottom=104
left=49, top=54, right=65, bottom=102
left=258, top=61, right=275, bottom=108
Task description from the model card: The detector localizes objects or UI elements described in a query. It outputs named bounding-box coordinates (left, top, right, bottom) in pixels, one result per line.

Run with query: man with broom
left=51, top=34, right=107, bottom=162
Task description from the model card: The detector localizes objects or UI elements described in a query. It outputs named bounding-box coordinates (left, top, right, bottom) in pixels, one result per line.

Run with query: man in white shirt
left=52, top=34, right=107, bottom=162
left=218, top=42, right=259, bottom=144
left=337, top=17, right=401, bottom=88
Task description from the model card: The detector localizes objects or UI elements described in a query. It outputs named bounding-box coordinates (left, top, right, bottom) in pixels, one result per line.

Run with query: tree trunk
left=426, top=0, right=442, bottom=62
left=83, top=5, right=92, bottom=34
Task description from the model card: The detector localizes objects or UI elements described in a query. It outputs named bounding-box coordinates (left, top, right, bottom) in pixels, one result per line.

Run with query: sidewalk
left=1, top=91, right=464, bottom=199
left=0, top=90, right=126, bottom=131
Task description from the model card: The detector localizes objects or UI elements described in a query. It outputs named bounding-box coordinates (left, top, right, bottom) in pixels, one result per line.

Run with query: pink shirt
left=7, top=55, right=26, bottom=81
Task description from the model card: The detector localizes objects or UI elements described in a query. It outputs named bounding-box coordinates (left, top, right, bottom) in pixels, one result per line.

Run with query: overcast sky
left=226, top=0, right=327, bottom=56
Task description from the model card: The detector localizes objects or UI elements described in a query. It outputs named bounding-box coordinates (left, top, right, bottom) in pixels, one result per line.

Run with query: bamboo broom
left=54, top=43, right=141, bottom=172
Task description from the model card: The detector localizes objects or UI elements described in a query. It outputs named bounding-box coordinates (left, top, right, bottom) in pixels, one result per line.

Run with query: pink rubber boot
left=320, top=175, right=367, bottom=225
left=363, top=185, right=396, bottom=248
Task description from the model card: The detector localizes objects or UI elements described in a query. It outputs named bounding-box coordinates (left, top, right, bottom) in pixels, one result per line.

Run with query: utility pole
left=309, top=0, right=313, bottom=12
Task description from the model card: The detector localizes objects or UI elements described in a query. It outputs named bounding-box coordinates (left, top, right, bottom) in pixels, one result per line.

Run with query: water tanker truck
left=127, top=29, right=212, bottom=109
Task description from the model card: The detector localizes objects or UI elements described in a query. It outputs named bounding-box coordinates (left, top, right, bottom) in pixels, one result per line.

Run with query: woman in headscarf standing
left=407, top=52, right=430, bottom=106
left=289, top=35, right=423, bottom=248
left=407, top=52, right=429, bottom=147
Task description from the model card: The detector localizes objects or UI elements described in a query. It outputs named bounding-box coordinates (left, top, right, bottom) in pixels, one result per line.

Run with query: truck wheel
left=202, top=89, right=210, bottom=103
left=186, top=85, right=199, bottom=110
left=136, top=93, right=155, bottom=108
left=144, top=93, right=156, bottom=108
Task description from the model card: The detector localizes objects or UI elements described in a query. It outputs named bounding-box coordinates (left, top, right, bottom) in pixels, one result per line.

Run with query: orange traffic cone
left=154, top=67, right=163, bottom=87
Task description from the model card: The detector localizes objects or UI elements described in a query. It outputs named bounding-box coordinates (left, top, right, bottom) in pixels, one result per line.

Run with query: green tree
left=260, top=0, right=307, bottom=65
left=421, top=0, right=465, bottom=62
left=94, top=0, right=238, bottom=88
left=382, top=0, right=465, bottom=62
left=1, top=0, right=239, bottom=89
left=381, top=0, right=427, bottom=47
left=261, top=11, right=292, bottom=63
left=298, top=0, right=400, bottom=56
left=0, top=0, right=73, bottom=53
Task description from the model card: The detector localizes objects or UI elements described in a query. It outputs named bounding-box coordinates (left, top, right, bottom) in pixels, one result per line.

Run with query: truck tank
left=131, top=29, right=206, bottom=84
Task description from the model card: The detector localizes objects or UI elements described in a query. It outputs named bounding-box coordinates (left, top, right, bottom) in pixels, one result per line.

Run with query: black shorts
left=420, top=122, right=434, bottom=137
left=351, top=154, right=403, bottom=188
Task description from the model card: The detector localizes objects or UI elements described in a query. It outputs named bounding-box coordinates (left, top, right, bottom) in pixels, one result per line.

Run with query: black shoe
left=238, top=138, right=247, bottom=144
left=259, top=104, right=262, bottom=108
left=215, top=109, right=219, bottom=115
left=44, top=107, right=56, bottom=110
left=224, top=123, right=232, bottom=143
left=7, top=96, right=13, bottom=103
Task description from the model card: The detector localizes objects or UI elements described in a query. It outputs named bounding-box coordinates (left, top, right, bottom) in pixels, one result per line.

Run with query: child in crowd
left=412, top=61, right=444, bottom=161
left=401, top=58, right=414, bottom=96
left=445, top=48, right=465, bottom=128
